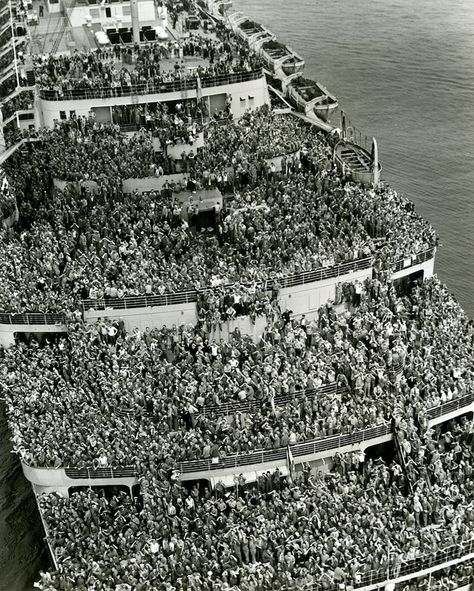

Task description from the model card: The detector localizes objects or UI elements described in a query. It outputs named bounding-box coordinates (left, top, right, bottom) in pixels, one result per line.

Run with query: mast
left=130, top=0, right=140, bottom=43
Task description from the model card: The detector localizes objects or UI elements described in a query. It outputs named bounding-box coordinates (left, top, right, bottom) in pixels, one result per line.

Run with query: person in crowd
left=34, top=414, right=474, bottom=591
left=0, top=109, right=436, bottom=314
left=3, top=277, right=473, bottom=470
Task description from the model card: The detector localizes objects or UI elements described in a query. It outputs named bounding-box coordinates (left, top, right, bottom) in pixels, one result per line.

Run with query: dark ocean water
left=1, top=1, right=474, bottom=588
left=0, top=406, right=48, bottom=591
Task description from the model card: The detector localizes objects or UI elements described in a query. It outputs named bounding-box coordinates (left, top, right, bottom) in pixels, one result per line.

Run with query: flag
left=286, top=445, right=294, bottom=481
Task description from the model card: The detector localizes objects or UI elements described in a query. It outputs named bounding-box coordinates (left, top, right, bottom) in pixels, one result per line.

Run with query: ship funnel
left=371, top=137, right=380, bottom=188
left=130, top=0, right=140, bottom=43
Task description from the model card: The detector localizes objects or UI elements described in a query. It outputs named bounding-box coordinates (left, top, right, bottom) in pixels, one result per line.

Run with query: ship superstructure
left=0, top=0, right=473, bottom=590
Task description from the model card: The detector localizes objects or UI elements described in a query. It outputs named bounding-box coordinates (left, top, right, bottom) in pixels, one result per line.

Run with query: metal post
left=130, top=0, right=140, bottom=44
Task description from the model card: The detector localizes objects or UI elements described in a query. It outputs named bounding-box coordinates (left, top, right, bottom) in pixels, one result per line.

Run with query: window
left=89, top=8, right=100, bottom=18
left=59, top=110, right=66, bottom=120
left=69, top=110, right=76, bottom=118
left=105, top=6, right=111, bottom=17
left=122, top=5, right=131, bottom=15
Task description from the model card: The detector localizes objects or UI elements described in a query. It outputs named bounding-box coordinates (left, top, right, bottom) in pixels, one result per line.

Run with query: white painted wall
left=66, top=0, right=154, bottom=28
left=38, top=76, right=269, bottom=128
left=279, top=266, right=373, bottom=319
left=81, top=266, right=373, bottom=334
left=392, top=253, right=435, bottom=281
left=83, top=301, right=198, bottom=331
left=0, top=323, right=67, bottom=347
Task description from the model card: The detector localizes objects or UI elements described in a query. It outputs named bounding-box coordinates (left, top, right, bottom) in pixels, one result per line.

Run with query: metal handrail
left=392, top=247, right=435, bottom=273
left=25, top=390, right=473, bottom=476
left=306, top=537, right=474, bottom=591
left=178, top=422, right=391, bottom=474
left=200, top=383, right=344, bottom=417
left=38, top=69, right=264, bottom=102
left=64, top=466, right=137, bottom=479
left=81, top=256, right=372, bottom=312
left=425, top=392, right=474, bottom=420
left=0, top=312, right=66, bottom=325
left=0, top=248, right=436, bottom=321
left=81, top=290, right=198, bottom=312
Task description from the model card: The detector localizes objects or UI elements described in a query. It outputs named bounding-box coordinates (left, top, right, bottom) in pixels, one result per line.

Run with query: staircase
left=49, top=15, right=68, bottom=54
left=25, top=69, right=35, bottom=86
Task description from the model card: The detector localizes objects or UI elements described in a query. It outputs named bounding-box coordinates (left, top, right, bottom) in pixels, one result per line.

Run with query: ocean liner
left=0, top=0, right=473, bottom=590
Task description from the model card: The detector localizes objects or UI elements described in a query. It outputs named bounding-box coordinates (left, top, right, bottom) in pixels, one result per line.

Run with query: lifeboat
left=228, top=13, right=276, bottom=49
left=334, top=137, right=382, bottom=187
left=284, top=73, right=338, bottom=122
left=257, top=39, right=305, bottom=78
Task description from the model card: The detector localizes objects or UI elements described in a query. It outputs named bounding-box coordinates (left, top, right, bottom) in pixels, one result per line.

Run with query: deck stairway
left=25, top=69, right=35, bottom=86
left=49, top=15, right=68, bottom=54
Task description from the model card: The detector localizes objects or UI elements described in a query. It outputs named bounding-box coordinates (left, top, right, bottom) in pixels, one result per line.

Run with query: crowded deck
left=0, top=108, right=436, bottom=316
left=0, top=0, right=472, bottom=589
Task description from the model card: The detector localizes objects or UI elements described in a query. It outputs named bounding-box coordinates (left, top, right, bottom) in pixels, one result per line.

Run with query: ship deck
left=24, top=0, right=215, bottom=57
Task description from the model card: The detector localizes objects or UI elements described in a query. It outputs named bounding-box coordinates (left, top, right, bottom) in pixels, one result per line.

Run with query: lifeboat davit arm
left=371, top=137, right=380, bottom=188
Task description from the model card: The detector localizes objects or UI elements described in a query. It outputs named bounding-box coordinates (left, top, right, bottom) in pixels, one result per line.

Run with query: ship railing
left=81, top=290, right=198, bottom=312
left=179, top=447, right=288, bottom=474
left=178, top=423, right=390, bottom=474
left=179, top=392, right=474, bottom=473
left=63, top=466, right=137, bottom=480
left=391, top=247, right=435, bottom=273
left=81, top=256, right=372, bottom=312
left=269, top=256, right=372, bottom=288
left=424, top=392, right=474, bottom=421
left=200, top=382, right=345, bottom=417
left=304, top=537, right=474, bottom=591
left=291, top=424, right=390, bottom=458
left=28, top=391, right=474, bottom=478
left=0, top=312, right=66, bottom=325
left=125, top=362, right=415, bottom=421
left=38, top=69, right=264, bottom=102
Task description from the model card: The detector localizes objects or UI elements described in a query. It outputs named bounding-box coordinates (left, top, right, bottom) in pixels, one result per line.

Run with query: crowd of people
left=0, top=47, right=14, bottom=76
left=111, top=101, right=205, bottom=150
left=34, top=414, right=474, bottom=591
left=400, top=563, right=474, bottom=590
left=1, top=89, right=34, bottom=121
left=0, top=108, right=437, bottom=314
left=0, top=2, right=470, bottom=590
left=33, top=26, right=263, bottom=98
left=3, top=277, right=474, bottom=470
left=0, top=169, right=17, bottom=222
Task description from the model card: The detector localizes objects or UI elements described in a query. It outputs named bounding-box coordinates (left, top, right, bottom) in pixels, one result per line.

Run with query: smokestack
left=130, top=0, right=140, bottom=43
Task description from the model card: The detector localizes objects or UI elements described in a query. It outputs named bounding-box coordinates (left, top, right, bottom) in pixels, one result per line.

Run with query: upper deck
left=0, top=0, right=269, bottom=128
